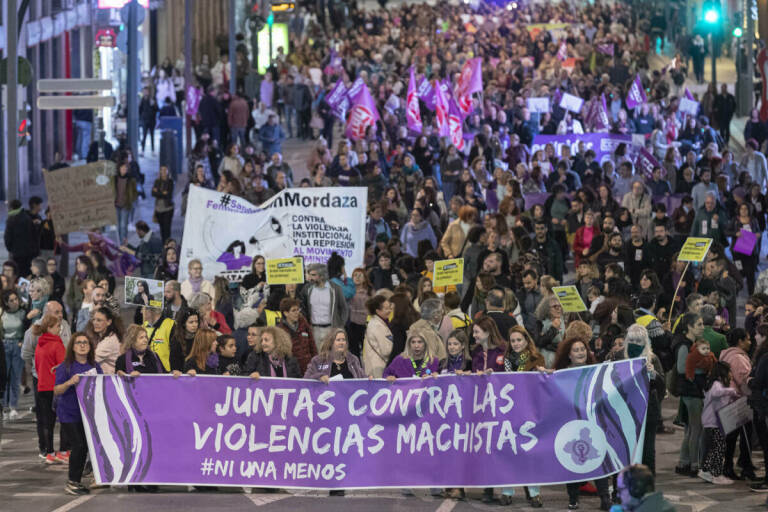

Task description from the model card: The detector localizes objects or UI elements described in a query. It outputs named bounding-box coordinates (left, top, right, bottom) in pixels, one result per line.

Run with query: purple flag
left=684, top=87, right=695, bottom=101
left=325, top=79, right=349, bottom=121
left=596, top=43, right=614, bottom=56
left=634, top=148, right=661, bottom=179
left=75, top=359, right=649, bottom=488
left=457, top=57, right=483, bottom=96
left=625, top=74, right=647, bottom=109
left=186, top=86, right=203, bottom=117
left=434, top=79, right=450, bottom=137
left=345, top=81, right=379, bottom=140
left=594, top=94, right=611, bottom=131
left=406, top=67, right=423, bottom=134
left=448, top=97, right=465, bottom=150
left=556, top=40, right=567, bottom=61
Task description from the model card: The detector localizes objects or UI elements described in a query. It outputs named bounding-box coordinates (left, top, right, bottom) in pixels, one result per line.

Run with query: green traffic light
left=267, top=13, right=274, bottom=26
left=704, top=8, right=719, bottom=23
left=733, top=27, right=743, bottom=37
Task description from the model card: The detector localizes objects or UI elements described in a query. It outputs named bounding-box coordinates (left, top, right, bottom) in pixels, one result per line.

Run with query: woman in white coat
left=362, top=295, right=393, bottom=378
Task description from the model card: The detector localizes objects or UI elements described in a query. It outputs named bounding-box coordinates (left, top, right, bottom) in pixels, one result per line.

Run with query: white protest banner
left=679, top=97, right=700, bottom=117
left=180, top=186, right=367, bottom=283
left=527, top=97, right=549, bottom=114
left=559, top=93, right=584, bottom=113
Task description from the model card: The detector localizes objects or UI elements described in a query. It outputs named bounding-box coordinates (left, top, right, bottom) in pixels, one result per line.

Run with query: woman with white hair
left=619, top=324, right=665, bottom=475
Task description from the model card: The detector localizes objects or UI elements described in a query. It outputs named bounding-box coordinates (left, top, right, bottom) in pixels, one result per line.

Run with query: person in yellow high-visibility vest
left=142, top=306, right=175, bottom=371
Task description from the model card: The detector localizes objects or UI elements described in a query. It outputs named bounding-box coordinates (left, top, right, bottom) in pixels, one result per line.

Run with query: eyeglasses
left=74, top=340, right=90, bottom=346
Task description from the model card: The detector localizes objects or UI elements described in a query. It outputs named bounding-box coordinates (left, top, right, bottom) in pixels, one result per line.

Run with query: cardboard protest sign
left=433, top=258, right=464, bottom=287
left=266, top=257, right=305, bottom=285
left=559, top=93, right=584, bottom=113
left=552, top=286, right=588, bottom=313
left=678, top=237, right=713, bottom=262
left=43, top=161, right=117, bottom=235
left=124, top=276, right=164, bottom=309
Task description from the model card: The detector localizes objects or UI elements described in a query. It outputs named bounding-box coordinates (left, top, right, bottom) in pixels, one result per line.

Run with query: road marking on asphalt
left=50, top=495, right=94, bottom=512
left=435, top=499, right=457, bottom=512
left=14, top=492, right=62, bottom=497
left=245, top=493, right=292, bottom=506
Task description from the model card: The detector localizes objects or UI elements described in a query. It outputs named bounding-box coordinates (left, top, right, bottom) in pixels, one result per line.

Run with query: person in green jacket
left=700, top=303, right=727, bottom=358
left=690, top=193, right=728, bottom=248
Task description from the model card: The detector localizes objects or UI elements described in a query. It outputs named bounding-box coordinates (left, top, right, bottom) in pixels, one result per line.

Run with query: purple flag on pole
left=634, top=147, right=661, bottom=179
left=684, top=87, right=695, bottom=101
left=457, top=57, right=483, bottom=96
left=186, top=86, right=203, bottom=117
left=448, top=96, right=465, bottom=150
left=419, top=77, right=436, bottom=111
left=556, top=40, right=567, bottom=61
left=595, top=93, right=611, bottom=131
left=596, top=43, right=614, bottom=56
left=406, top=67, right=423, bottom=134
left=435, top=79, right=450, bottom=137
left=345, top=81, right=379, bottom=140
left=625, top=74, right=647, bottom=109
left=325, top=79, right=349, bottom=121
left=75, top=359, right=649, bottom=488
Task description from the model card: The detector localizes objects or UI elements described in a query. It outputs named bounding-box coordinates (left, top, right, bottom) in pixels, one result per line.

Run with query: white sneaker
left=7, top=409, right=18, bottom=420
left=698, top=470, right=714, bottom=483
left=712, top=475, right=734, bottom=485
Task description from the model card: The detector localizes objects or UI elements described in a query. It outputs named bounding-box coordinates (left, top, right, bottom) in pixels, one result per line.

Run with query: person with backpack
left=439, top=291, right=472, bottom=341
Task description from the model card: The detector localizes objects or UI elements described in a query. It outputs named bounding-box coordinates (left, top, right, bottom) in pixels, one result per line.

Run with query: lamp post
left=703, top=3, right=720, bottom=84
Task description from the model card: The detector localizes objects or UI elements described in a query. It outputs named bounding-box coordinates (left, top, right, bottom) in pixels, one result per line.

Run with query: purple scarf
left=76, top=270, right=88, bottom=281
left=268, top=355, right=287, bottom=377
left=206, top=352, right=219, bottom=370
left=167, top=263, right=179, bottom=275
left=189, top=275, right=203, bottom=293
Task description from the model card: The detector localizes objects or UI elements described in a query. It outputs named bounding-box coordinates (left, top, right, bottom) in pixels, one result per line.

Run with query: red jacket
left=35, top=333, right=66, bottom=392
left=279, top=316, right=317, bottom=375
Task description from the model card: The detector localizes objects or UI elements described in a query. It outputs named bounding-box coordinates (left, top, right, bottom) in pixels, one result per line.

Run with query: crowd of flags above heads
left=325, top=57, right=483, bottom=150
left=324, top=46, right=701, bottom=153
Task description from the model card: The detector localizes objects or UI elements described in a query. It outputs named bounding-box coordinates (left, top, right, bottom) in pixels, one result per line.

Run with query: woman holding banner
left=54, top=332, right=102, bottom=495
left=244, top=326, right=301, bottom=379
left=182, top=328, right=220, bottom=375
left=383, top=333, right=439, bottom=379
left=552, top=337, right=610, bottom=510
left=499, top=326, right=545, bottom=508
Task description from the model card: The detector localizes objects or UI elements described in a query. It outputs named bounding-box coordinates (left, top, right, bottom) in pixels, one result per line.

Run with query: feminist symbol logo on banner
left=449, top=114, right=464, bottom=150
left=347, top=105, right=375, bottom=139
left=554, top=420, right=607, bottom=474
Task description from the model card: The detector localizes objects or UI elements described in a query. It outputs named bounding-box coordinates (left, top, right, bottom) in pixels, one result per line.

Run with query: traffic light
left=733, top=27, right=743, bottom=37
left=248, top=1, right=266, bottom=33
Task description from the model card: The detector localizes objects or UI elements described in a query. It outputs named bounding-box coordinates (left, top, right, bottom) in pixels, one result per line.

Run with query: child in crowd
left=699, top=362, right=739, bottom=484
left=686, top=339, right=716, bottom=381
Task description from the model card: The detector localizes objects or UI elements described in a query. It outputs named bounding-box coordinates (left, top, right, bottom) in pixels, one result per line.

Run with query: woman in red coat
left=572, top=210, right=599, bottom=267
left=33, top=314, right=66, bottom=464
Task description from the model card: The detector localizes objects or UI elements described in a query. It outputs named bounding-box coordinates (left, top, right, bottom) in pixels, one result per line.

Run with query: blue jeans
left=3, top=340, right=23, bottom=409
left=232, top=127, right=246, bottom=149
left=116, top=206, right=132, bottom=244
left=284, top=106, right=296, bottom=137
left=74, top=120, right=92, bottom=159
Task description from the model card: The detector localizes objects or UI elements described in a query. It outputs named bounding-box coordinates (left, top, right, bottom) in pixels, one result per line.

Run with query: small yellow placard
left=433, top=258, right=464, bottom=288
left=266, top=257, right=305, bottom=285
left=678, top=237, right=713, bottom=263
left=552, top=286, right=588, bottom=313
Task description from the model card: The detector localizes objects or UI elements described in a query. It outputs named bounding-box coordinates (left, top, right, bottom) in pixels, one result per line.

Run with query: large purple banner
left=76, top=359, right=648, bottom=488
